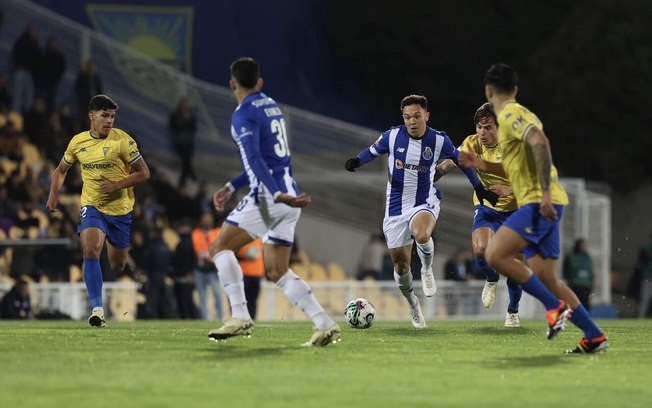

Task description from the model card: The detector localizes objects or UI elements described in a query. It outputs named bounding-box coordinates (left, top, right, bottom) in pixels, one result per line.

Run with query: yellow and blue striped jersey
left=63, top=128, right=142, bottom=216
left=496, top=102, right=569, bottom=207
left=459, top=134, right=517, bottom=212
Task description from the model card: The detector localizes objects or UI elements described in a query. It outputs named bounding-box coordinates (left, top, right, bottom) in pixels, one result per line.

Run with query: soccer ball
left=344, top=298, right=376, bottom=329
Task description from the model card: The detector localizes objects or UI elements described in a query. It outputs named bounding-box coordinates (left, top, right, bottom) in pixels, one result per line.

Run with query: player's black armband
left=474, top=185, right=499, bottom=207
left=345, top=157, right=360, bottom=172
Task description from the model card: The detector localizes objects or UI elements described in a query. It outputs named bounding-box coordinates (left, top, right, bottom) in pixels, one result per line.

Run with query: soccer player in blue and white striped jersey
left=207, top=57, right=341, bottom=347
left=345, top=95, right=498, bottom=328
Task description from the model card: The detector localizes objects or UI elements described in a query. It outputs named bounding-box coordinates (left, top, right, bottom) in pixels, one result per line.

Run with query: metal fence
left=0, top=280, right=546, bottom=322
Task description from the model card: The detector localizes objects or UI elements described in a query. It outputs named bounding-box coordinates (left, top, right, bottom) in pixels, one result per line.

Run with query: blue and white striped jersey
left=228, top=91, right=299, bottom=197
left=358, top=125, right=479, bottom=217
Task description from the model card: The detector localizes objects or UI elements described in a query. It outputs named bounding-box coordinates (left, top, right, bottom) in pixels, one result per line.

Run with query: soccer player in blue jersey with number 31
left=207, top=57, right=341, bottom=347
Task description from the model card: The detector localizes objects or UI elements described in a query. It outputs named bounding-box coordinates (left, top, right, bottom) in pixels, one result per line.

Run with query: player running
left=435, top=103, right=523, bottom=327
left=46, top=94, right=150, bottom=327
left=207, top=57, right=341, bottom=347
left=460, top=63, right=608, bottom=353
left=345, top=94, right=499, bottom=328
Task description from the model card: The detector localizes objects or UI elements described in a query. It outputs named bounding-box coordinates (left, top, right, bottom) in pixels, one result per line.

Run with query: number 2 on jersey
left=271, top=119, right=290, bottom=158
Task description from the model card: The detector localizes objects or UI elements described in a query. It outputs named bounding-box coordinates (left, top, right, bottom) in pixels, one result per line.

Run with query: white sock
left=394, top=271, right=417, bottom=306
left=213, top=250, right=250, bottom=320
left=416, top=238, right=434, bottom=270
left=277, top=269, right=334, bottom=330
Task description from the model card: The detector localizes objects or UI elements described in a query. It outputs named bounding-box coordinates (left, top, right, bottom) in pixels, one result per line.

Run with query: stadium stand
left=0, top=0, right=613, bottom=321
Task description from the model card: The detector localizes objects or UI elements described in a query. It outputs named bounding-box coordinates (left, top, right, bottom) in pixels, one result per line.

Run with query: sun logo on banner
left=86, top=5, right=193, bottom=72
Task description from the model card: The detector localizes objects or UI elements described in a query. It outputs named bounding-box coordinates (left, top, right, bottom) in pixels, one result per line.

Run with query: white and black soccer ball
left=344, top=298, right=376, bottom=329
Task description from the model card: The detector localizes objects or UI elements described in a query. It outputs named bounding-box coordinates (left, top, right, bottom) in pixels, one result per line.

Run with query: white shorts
left=226, top=189, right=300, bottom=246
left=383, top=202, right=440, bottom=249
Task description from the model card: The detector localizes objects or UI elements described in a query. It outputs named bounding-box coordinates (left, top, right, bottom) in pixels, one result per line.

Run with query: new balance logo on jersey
left=79, top=147, right=87, bottom=153
left=396, top=147, right=405, bottom=153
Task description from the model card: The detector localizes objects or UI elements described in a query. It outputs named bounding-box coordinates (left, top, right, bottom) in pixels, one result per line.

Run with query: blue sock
left=474, top=256, right=499, bottom=282
left=506, top=278, right=523, bottom=313
left=520, top=275, right=561, bottom=310
left=569, top=304, right=602, bottom=339
left=84, top=259, right=103, bottom=308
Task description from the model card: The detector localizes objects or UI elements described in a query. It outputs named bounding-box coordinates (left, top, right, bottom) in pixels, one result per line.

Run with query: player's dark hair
left=400, top=95, right=428, bottom=111
left=231, top=57, right=260, bottom=88
left=473, top=102, right=497, bottom=125
left=89, top=94, right=118, bottom=112
left=484, top=63, right=518, bottom=94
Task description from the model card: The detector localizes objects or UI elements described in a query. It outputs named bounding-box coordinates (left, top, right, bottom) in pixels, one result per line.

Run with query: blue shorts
left=77, top=205, right=132, bottom=249
left=472, top=205, right=514, bottom=232
left=502, top=204, right=565, bottom=259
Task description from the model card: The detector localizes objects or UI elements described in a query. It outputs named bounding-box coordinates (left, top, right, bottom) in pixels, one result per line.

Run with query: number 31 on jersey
left=271, top=119, right=290, bottom=158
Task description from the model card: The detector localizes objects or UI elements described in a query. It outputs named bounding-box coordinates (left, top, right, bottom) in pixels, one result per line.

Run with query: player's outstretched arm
left=434, top=159, right=456, bottom=182
left=345, top=147, right=378, bottom=172
left=457, top=150, right=507, bottom=177
left=473, top=184, right=500, bottom=206
left=489, top=184, right=512, bottom=197
left=46, top=160, right=71, bottom=213
left=344, top=157, right=361, bottom=172
left=275, top=192, right=311, bottom=208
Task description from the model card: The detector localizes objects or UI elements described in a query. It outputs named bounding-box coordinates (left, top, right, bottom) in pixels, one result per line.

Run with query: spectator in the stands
left=1, top=280, right=32, bottom=319
left=36, top=36, right=65, bottom=113
left=11, top=24, right=40, bottom=113
left=23, top=97, right=48, bottom=146
left=73, top=58, right=102, bottom=130
left=0, top=73, right=12, bottom=109
left=168, top=97, right=197, bottom=186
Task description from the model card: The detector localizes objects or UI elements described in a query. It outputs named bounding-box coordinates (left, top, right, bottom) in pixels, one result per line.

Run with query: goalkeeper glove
left=345, top=157, right=361, bottom=172
left=474, top=184, right=500, bottom=206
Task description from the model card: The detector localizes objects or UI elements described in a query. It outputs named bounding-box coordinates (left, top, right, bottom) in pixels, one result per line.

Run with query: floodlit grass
left=0, top=319, right=650, bottom=408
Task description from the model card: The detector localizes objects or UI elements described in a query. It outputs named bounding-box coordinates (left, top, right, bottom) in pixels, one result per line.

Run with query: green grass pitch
left=1, top=319, right=650, bottom=408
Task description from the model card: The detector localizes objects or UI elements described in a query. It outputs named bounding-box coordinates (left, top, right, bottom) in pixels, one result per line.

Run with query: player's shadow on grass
left=482, top=354, right=570, bottom=368
left=381, top=327, right=436, bottom=336
left=201, top=345, right=293, bottom=361
left=467, top=326, right=531, bottom=336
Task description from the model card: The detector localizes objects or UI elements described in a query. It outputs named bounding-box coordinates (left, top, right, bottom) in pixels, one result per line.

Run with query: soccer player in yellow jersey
left=46, top=95, right=150, bottom=327
left=436, top=103, right=523, bottom=328
left=460, top=64, right=608, bottom=354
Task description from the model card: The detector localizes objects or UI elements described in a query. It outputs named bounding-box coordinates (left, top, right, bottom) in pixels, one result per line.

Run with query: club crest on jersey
left=395, top=159, right=404, bottom=169
left=103, top=147, right=109, bottom=157
left=422, top=147, right=433, bottom=160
